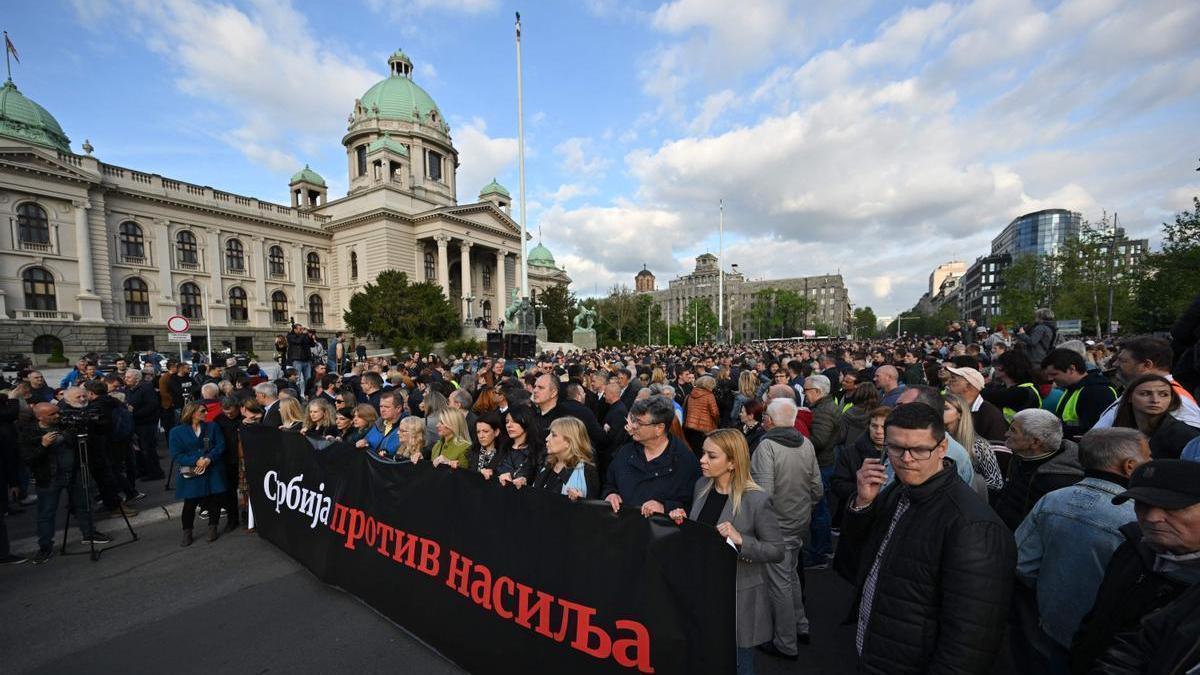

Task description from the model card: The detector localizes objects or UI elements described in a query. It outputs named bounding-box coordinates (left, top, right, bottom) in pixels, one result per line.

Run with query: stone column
left=207, top=227, right=222, bottom=276
left=460, top=240, right=472, bottom=320
left=250, top=236, right=271, bottom=327
left=435, top=234, right=450, bottom=297
left=72, top=200, right=103, bottom=321
left=495, top=249, right=506, bottom=322
left=293, top=245, right=307, bottom=322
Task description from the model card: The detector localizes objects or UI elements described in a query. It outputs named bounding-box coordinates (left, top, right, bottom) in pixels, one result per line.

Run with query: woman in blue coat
left=170, top=401, right=228, bottom=546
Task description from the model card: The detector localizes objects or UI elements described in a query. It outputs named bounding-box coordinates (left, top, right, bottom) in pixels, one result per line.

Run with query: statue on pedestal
left=572, top=306, right=598, bottom=350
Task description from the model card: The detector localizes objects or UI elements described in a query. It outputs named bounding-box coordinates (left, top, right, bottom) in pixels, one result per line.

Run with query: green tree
left=674, top=298, right=719, bottom=344
left=1132, top=197, right=1200, bottom=331
left=538, top=284, right=577, bottom=342
left=998, top=253, right=1054, bottom=328
left=852, top=306, right=878, bottom=338
left=343, top=270, right=458, bottom=354
left=749, top=289, right=778, bottom=338
left=597, top=285, right=638, bottom=344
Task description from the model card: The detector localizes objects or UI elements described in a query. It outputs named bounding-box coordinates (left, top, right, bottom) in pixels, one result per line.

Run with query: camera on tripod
left=57, top=405, right=102, bottom=436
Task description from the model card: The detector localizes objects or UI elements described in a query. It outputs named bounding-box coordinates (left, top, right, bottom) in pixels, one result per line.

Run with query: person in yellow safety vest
left=981, top=351, right=1043, bottom=422
left=1041, top=348, right=1117, bottom=439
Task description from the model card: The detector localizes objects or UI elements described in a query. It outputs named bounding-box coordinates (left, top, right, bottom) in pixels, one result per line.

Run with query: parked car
left=0, top=353, right=32, bottom=372
left=96, top=352, right=128, bottom=373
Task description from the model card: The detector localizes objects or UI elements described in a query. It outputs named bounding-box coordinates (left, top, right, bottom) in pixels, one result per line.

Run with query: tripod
left=61, top=432, right=139, bottom=561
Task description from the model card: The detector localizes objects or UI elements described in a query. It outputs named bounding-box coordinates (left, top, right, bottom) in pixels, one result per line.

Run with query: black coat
left=601, top=435, right=700, bottom=512
left=532, top=462, right=599, bottom=500
left=1092, top=582, right=1200, bottom=674
left=835, top=461, right=1015, bottom=674
left=1069, top=522, right=1191, bottom=674
left=261, top=401, right=283, bottom=429
left=126, top=381, right=160, bottom=425
left=971, top=398, right=1009, bottom=442
left=990, top=440, right=1083, bottom=531
left=559, top=400, right=605, bottom=460
left=286, top=331, right=314, bottom=362
left=1145, top=414, right=1200, bottom=459
left=830, top=431, right=882, bottom=518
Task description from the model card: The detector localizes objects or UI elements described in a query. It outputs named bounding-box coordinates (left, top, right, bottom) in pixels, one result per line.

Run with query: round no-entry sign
left=167, top=315, right=190, bottom=333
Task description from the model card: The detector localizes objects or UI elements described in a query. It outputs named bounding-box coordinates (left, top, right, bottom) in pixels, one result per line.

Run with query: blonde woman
left=533, top=416, right=599, bottom=501
left=669, top=429, right=782, bottom=675
left=731, top=370, right=758, bottom=424
left=396, top=415, right=427, bottom=463
left=431, top=408, right=471, bottom=468
left=943, top=392, right=1003, bottom=490
left=302, top=398, right=337, bottom=439
left=650, top=367, right=667, bottom=386
left=277, top=397, right=304, bottom=432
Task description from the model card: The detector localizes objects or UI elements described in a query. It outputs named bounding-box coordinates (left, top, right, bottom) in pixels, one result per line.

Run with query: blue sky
left=7, top=0, right=1199, bottom=316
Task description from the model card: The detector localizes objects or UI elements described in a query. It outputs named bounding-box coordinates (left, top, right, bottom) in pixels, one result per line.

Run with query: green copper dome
left=0, top=79, right=71, bottom=153
left=290, top=164, right=326, bottom=186
left=528, top=242, right=556, bottom=268
left=479, top=178, right=509, bottom=198
left=357, top=51, right=442, bottom=127
left=366, top=132, right=408, bottom=156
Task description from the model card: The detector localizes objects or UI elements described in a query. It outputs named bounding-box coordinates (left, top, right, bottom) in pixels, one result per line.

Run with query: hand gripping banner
left=242, top=427, right=735, bottom=675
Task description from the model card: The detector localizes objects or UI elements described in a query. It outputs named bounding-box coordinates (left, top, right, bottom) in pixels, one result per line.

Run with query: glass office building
left=991, top=209, right=1082, bottom=257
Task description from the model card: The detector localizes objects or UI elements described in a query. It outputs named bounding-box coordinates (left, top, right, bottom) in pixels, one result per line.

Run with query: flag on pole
left=5, top=34, right=19, bottom=63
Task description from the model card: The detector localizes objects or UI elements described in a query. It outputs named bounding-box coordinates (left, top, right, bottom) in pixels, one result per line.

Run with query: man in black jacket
left=600, top=382, right=630, bottom=477
left=1070, top=459, right=1200, bottom=673
left=286, top=323, right=315, bottom=396
left=124, top=369, right=164, bottom=480
left=991, top=408, right=1083, bottom=530
left=1042, top=348, right=1117, bottom=439
left=838, top=403, right=1014, bottom=674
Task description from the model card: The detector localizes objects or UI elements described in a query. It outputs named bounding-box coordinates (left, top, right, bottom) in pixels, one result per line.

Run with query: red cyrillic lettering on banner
left=492, top=576, right=516, bottom=619
left=328, top=503, right=350, bottom=534
left=612, top=620, right=655, bottom=673
left=373, top=521, right=394, bottom=556
left=344, top=507, right=366, bottom=550
left=515, top=583, right=556, bottom=638
left=392, top=531, right=418, bottom=567
left=363, top=516, right=377, bottom=548
left=558, top=599, right=609, bottom=653
left=445, top=550, right=473, bottom=596
left=417, top=538, right=441, bottom=577
left=468, top=562, right=494, bottom=610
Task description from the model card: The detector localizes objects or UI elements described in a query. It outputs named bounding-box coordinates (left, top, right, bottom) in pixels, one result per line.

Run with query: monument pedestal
left=536, top=326, right=548, bottom=344
left=572, top=328, right=597, bottom=351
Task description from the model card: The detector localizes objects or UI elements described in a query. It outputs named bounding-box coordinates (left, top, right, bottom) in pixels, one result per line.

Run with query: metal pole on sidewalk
left=515, top=12, right=529, bottom=300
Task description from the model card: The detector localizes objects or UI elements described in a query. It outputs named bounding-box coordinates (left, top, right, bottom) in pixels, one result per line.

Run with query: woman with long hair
left=170, top=402, right=228, bottom=546
left=467, top=412, right=508, bottom=479
left=533, top=417, right=599, bottom=501
left=431, top=408, right=471, bottom=469
left=239, top=398, right=263, bottom=426
left=302, top=398, right=337, bottom=439
left=333, top=406, right=354, bottom=441
left=395, top=416, right=427, bottom=463
left=497, top=405, right=541, bottom=488
left=420, top=389, right=448, bottom=450
left=277, top=397, right=304, bottom=432
left=346, top=404, right=377, bottom=446
left=943, top=392, right=1004, bottom=491
left=1113, top=374, right=1200, bottom=459
left=731, top=370, right=758, bottom=425
left=472, top=387, right=502, bottom=414
left=669, top=429, right=782, bottom=675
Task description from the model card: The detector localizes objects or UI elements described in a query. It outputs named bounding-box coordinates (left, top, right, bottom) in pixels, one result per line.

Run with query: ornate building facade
left=0, top=51, right=562, bottom=360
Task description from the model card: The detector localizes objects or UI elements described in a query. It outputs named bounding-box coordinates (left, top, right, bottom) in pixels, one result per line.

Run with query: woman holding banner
left=467, top=412, right=508, bottom=479
left=533, top=417, right=599, bottom=501
left=430, top=408, right=471, bottom=468
left=498, top=405, right=541, bottom=488
left=670, top=428, right=783, bottom=675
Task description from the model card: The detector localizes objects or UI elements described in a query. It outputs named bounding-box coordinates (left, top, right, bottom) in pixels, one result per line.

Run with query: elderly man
left=752, top=398, right=823, bottom=659
left=21, top=402, right=111, bottom=564
left=124, top=368, right=163, bottom=480
left=991, top=408, right=1084, bottom=530
left=1071, top=459, right=1200, bottom=672
left=946, top=365, right=1009, bottom=441
left=874, top=365, right=905, bottom=408
left=1095, top=336, right=1200, bottom=429
left=198, top=382, right=222, bottom=422
left=602, top=395, right=700, bottom=518
left=803, top=374, right=841, bottom=568
left=1013, top=428, right=1150, bottom=671
left=1041, top=348, right=1117, bottom=439
left=840, top=403, right=1014, bottom=673
left=256, top=382, right=282, bottom=428
left=26, top=370, right=55, bottom=404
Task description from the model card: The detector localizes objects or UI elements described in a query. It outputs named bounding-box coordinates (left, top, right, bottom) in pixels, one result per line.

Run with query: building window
left=271, top=291, right=289, bottom=324
left=268, top=245, right=286, bottom=276
left=350, top=250, right=358, bottom=280
left=229, top=287, right=248, bottom=321
left=225, top=238, right=245, bottom=272
left=176, top=231, right=198, bottom=265
left=482, top=264, right=492, bottom=289
left=308, top=294, right=324, bottom=325
left=17, top=203, right=50, bottom=245
left=356, top=145, right=367, bottom=177
left=482, top=300, right=491, bottom=324
left=123, top=277, right=150, bottom=317
left=22, top=267, right=56, bottom=311
left=426, top=150, right=443, bottom=182
left=424, top=250, right=436, bottom=281
left=180, top=282, right=202, bottom=319
left=306, top=252, right=321, bottom=281
left=119, top=221, right=145, bottom=260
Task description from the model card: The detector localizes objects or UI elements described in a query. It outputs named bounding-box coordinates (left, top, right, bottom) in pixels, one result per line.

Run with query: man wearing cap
left=946, top=365, right=1009, bottom=442
left=1012, top=428, right=1150, bottom=671
left=1069, top=458, right=1200, bottom=672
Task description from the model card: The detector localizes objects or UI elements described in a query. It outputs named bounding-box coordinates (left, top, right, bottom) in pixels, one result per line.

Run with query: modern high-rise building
left=929, top=261, right=966, bottom=297
left=962, top=253, right=1011, bottom=323
left=992, top=209, right=1082, bottom=257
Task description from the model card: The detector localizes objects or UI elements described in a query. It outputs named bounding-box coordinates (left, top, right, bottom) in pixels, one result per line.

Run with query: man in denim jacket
left=1013, top=427, right=1151, bottom=671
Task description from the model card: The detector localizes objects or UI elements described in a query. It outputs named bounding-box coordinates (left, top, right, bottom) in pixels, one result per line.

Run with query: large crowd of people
left=4, top=300, right=1200, bottom=674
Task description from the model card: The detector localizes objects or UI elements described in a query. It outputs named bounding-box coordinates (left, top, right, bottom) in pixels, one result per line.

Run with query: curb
left=9, top=500, right=184, bottom=554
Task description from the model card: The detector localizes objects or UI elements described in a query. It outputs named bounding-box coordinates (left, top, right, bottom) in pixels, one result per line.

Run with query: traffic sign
left=167, top=315, right=190, bottom=333
left=167, top=333, right=192, bottom=343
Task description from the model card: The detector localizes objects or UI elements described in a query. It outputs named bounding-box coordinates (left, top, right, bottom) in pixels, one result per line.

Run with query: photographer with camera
left=20, top=401, right=112, bottom=564
left=63, top=386, right=139, bottom=520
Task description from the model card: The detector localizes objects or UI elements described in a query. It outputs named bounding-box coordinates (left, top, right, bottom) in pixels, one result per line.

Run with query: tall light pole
left=515, top=13, right=529, bottom=300
left=647, top=300, right=651, bottom=346
left=718, top=199, right=724, bottom=344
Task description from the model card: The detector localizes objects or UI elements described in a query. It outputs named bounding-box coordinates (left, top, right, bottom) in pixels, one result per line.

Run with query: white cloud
left=688, top=89, right=736, bottom=133
left=555, top=137, right=611, bottom=176
left=365, top=0, right=497, bottom=15
left=454, top=118, right=518, bottom=200
left=544, top=183, right=596, bottom=204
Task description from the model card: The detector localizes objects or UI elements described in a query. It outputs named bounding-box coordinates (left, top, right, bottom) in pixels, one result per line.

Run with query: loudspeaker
left=486, top=332, right=504, bottom=358
left=505, top=333, right=536, bottom=359
left=520, top=334, right=537, bottom=358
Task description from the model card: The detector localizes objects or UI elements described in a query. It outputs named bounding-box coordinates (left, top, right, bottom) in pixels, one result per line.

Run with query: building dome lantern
left=289, top=164, right=327, bottom=209
left=479, top=177, right=510, bottom=214
left=0, top=79, right=71, bottom=153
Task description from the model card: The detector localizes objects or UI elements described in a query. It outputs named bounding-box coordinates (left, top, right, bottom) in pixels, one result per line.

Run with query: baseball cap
left=1112, top=459, right=1200, bottom=510
left=945, top=366, right=984, bottom=391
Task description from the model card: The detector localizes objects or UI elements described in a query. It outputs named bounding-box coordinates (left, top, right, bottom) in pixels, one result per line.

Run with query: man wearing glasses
left=839, top=403, right=1014, bottom=674
left=602, top=396, right=700, bottom=518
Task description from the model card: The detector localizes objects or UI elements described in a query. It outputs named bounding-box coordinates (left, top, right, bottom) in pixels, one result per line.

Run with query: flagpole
left=4, top=32, right=11, bottom=82
left=718, top=199, right=724, bottom=344
left=515, top=13, right=529, bottom=301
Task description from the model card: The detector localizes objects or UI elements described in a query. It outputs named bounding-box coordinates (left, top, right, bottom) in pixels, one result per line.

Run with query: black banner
left=243, top=427, right=735, bottom=675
